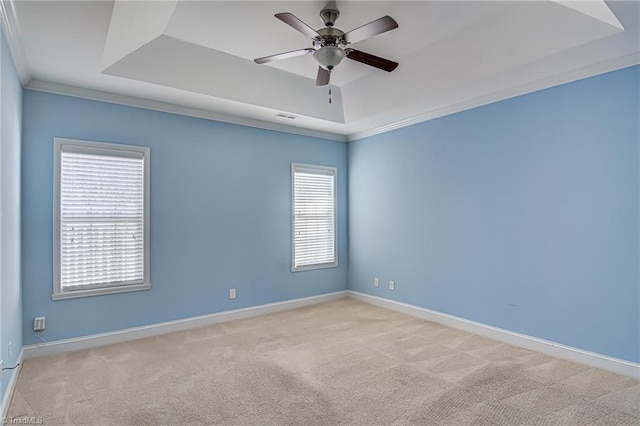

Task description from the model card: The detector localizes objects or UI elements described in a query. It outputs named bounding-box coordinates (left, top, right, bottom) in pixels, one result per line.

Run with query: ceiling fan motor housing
left=315, top=27, right=346, bottom=48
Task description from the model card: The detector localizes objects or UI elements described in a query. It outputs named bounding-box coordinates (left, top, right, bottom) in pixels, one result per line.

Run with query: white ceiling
left=3, top=0, right=639, bottom=141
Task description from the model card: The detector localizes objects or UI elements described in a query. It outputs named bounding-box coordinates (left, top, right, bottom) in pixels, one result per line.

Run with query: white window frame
left=53, top=138, right=151, bottom=300
left=291, top=163, right=338, bottom=272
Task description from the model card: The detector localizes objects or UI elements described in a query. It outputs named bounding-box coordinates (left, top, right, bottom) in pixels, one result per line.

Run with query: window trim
left=291, top=163, right=338, bottom=272
left=52, top=138, right=151, bottom=300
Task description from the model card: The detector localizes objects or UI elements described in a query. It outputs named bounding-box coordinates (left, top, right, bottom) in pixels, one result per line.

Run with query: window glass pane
left=292, top=164, right=337, bottom=271
left=55, top=139, right=149, bottom=298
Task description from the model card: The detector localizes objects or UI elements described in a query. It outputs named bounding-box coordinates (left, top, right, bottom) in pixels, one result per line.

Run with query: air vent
left=275, top=113, right=299, bottom=120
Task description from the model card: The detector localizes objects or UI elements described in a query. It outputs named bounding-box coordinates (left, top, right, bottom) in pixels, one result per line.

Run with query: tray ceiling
left=5, top=0, right=639, bottom=140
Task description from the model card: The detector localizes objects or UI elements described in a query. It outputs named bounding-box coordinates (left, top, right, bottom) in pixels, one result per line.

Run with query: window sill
left=52, top=283, right=151, bottom=301
left=291, top=262, right=338, bottom=273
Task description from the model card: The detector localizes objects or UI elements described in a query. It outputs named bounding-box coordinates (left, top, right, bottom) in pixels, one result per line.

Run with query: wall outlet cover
left=34, top=316, right=46, bottom=331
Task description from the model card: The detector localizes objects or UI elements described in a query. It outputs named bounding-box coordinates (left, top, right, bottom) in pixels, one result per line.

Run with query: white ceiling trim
left=0, top=0, right=31, bottom=85
left=347, top=52, right=640, bottom=142
left=25, top=79, right=348, bottom=143
left=25, top=50, right=639, bottom=145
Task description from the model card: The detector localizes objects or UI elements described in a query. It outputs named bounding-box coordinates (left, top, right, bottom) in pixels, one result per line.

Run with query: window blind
left=60, top=150, right=145, bottom=290
left=293, top=165, right=336, bottom=270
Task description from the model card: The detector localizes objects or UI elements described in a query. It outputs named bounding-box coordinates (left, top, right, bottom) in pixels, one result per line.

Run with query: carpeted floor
left=7, top=298, right=640, bottom=425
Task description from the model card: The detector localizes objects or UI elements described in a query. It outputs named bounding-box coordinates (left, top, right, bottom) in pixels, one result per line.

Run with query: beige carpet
left=7, top=298, right=640, bottom=425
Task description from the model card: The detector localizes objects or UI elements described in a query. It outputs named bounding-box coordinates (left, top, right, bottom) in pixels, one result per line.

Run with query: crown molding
left=25, top=79, right=348, bottom=143
left=19, top=52, right=639, bottom=144
left=0, top=0, right=32, bottom=85
left=346, top=53, right=640, bottom=142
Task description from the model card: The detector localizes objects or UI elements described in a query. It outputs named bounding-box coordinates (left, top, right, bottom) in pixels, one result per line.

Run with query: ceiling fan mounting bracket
left=320, top=8, right=340, bottom=27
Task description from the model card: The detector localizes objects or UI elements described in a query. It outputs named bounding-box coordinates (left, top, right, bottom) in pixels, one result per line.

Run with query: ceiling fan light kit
left=254, top=5, right=399, bottom=88
left=314, top=46, right=345, bottom=70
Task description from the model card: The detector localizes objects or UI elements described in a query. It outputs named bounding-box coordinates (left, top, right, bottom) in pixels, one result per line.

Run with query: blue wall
left=20, top=65, right=639, bottom=364
left=21, top=91, right=348, bottom=345
left=348, top=66, right=639, bottom=363
left=1, top=28, right=23, bottom=398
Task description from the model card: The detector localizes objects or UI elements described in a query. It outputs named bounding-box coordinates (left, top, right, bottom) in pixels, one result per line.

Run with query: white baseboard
left=20, top=289, right=639, bottom=379
left=1, top=348, right=25, bottom=420
left=348, top=291, right=639, bottom=379
left=24, top=291, right=348, bottom=359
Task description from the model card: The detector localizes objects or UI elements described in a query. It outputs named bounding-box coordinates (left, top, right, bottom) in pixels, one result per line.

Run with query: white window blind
left=54, top=139, right=150, bottom=299
left=292, top=163, right=337, bottom=271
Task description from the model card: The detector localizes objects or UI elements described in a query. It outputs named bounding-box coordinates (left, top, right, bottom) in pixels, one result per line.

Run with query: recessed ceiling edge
left=24, top=79, right=349, bottom=143
left=346, top=53, right=640, bottom=142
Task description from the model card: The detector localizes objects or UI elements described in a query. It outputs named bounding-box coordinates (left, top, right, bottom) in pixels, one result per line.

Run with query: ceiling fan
left=254, top=5, right=399, bottom=86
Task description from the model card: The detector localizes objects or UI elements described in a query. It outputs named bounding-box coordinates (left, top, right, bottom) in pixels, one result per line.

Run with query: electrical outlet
left=8, top=341, right=12, bottom=363
left=374, top=277, right=379, bottom=288
left=389, top=280, right=395, bottom=290
left=229, top=288, right=236, bottom=299
left=34, top=316, right=46, bottom=332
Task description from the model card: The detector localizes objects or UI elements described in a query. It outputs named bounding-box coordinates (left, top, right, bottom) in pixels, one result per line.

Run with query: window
left=291, top=163, right=337, bottom=271
left=53, top=138, right=150, bottom=300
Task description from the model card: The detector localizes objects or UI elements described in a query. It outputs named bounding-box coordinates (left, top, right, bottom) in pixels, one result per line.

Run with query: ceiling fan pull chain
left=329, top=85, right=332, bottom=104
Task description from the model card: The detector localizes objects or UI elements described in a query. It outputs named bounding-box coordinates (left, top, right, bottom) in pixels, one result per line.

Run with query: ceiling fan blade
left=343, top=16, right=398, bottom=44
left=275, top=13, right=321, bottom=39
left=316, top=67, right=330, bottom=86
left=346, top=49, right=398, bottom=72
left=254, top=48, right=315, bottom=64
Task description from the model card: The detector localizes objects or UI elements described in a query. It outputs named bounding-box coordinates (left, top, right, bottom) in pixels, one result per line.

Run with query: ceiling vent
left=275, top=112, right=299, bottom=120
